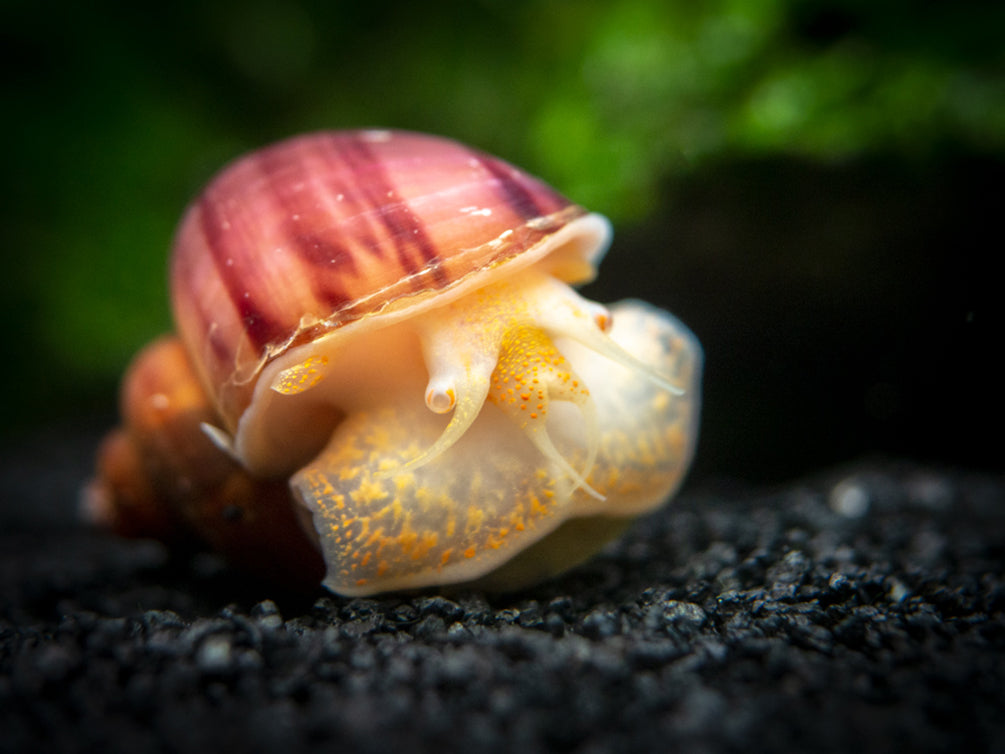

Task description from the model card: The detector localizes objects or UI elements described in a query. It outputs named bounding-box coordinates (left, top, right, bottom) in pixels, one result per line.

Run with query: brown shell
left=85, top=336, right=324, bottom=586
left=170, top=129, right=592, bottom=427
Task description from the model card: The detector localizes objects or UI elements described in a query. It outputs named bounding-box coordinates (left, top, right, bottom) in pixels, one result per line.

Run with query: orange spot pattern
left=294, top=404, right=564, bottom=592
left=486, top=325, right=590, bottom=427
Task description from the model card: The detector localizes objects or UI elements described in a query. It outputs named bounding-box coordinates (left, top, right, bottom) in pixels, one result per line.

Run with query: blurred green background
left=2, top=0, right=1002, bottom=481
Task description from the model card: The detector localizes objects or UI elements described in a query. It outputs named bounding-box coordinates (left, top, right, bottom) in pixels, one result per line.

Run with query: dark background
left=2, top=0, right=1002, bottom=486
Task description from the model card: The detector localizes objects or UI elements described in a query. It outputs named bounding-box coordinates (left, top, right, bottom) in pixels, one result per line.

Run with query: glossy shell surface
left=171, top=129, right=599, bottom=427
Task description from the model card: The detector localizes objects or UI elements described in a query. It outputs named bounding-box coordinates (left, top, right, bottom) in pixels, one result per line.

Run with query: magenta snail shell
left=171, top=129, right=599, bottom=428
left=88, top=129, right=703, bottom=596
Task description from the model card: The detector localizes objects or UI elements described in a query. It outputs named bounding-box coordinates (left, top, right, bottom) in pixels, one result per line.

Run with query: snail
left=85, top=129, right=702, bottom=596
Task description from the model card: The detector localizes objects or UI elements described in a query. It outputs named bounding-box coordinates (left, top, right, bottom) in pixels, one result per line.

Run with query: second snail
left=86, top=129, right=703, bottom=596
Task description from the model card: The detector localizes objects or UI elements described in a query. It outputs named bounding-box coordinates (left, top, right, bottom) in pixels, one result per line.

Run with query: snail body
left=88, top=129, right=702, bottom=596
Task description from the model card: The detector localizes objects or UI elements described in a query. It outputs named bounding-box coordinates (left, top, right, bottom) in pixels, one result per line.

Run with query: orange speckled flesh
left=291, top=301, right=701, bottom=596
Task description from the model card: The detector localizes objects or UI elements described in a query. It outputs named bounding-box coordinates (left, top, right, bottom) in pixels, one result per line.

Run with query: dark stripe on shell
left=325, top=173, right=385, bottom=260
left=472, top=150, right=555, bottom=221
left=334, top=134, right=449, bottom=288
left=171, top=245, right=235, bottom=369
left=198, top=192, right=286, bottom=352
left=256, top=142, right=354, bottom=311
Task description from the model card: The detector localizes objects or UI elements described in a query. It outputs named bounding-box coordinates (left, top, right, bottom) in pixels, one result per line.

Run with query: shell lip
left=274, top=207, right=610, bottom=358
left=235, top=208, right=610, bottom=385
left=212, top=208, right=610, bottom=396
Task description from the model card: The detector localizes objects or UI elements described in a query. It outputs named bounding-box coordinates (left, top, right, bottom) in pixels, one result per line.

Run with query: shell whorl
left=170, top=129, right=593, bottom=427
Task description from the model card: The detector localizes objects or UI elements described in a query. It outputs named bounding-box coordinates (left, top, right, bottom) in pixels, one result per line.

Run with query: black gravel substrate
left=2, top=447, right=1003, bottom=753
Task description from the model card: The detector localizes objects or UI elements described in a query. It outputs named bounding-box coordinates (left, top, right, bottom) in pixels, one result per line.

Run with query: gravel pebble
left=2, top=461, right=1003, bottom=754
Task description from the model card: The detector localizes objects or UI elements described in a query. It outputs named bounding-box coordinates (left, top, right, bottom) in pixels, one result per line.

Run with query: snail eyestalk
left=398, top=320, right=603, bottom=499
left=397, top=272, right=633, bottom=499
